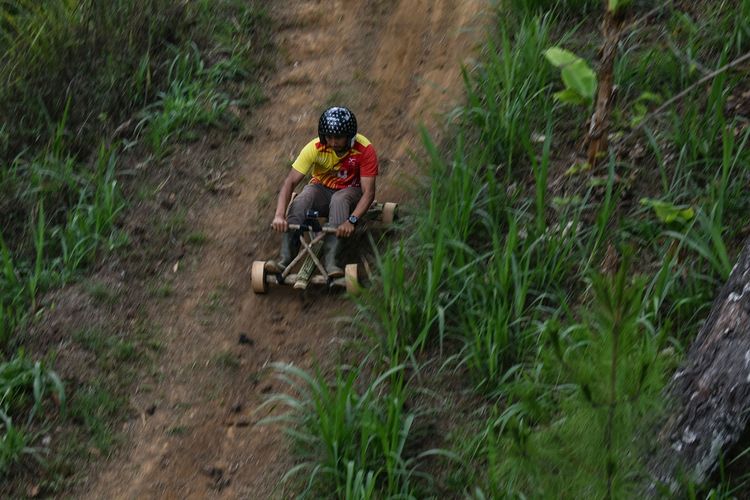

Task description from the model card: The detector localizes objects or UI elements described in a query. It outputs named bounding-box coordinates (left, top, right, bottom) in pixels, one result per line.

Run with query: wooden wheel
left=251, top=260, right=268, bottom=294
left=345, top=264, right=361, bottom=295
left=381, top=202, right=398, bottom=225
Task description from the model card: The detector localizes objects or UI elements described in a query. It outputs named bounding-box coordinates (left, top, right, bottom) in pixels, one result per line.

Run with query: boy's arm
left=351, top=176, right=376, bottom=219
left=272, top=169, right=305, bottom=232
left=336, top=176, right=376, bottom=238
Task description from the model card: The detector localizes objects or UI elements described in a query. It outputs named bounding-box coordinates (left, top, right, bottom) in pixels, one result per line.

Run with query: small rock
left=27, top=484, right=40, bottom=498
left=201, top=465, right=223, bottom=480
left=146, top=404, right=157, bottom=416
left=230, top=402, right=242, bottom=413
left=238, top=333, right=254, bottom=346
left=261, top=384, right=273, bottom=394
left=270, top=312, right=284, bottom=323
left=273, top=328, right=285, bottom=336
left=160, top=194, right=176, bottom=210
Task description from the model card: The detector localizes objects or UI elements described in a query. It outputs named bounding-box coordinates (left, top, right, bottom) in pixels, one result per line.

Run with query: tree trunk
left=644, top=237, right=750, bottom=496
left=586, top=5, right=626, bottom=167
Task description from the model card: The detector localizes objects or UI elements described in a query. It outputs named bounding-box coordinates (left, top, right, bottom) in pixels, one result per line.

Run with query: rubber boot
left=266, top=231, right=300, bottom=272
left=323, top=234, right=343, bottom=278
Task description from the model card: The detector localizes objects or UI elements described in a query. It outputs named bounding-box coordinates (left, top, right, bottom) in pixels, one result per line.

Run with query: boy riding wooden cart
left=251, top=106, right=396, bottom=294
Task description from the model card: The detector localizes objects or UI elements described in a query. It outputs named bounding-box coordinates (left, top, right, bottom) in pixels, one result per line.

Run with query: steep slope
left=83, top=0, right=486, bottom=497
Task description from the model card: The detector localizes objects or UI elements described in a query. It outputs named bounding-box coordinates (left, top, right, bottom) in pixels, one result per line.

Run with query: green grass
left=52, top=321, right=161, bottom=473
left=460, top=12, right=557, bottom=172
left=466, top=258, right=668, bottom=498
left=158, top=209, right=188, bottom=240
left=185, top=231, right=209, bottom=246
left=73, top=325, right=157, bottom=372
left=0, top=0, right=272, bottom=493
left=0, top=410, right=41, bottom=477
left=501, top=0, right=599, bottom=17
left=0, top=0, right=272, bottom=163
left=274, top=1, right=750, bottom=498
left=263, top=362, right=436, bottom=498
left=135, top=46, right=237, bottom=157
left=84, top=281, right=120, bottom=305
left=0, top=142, right=126, bottom=349
left=148, top=282, right=174, bottom=299
left=68, top=384, right=125, bottom=454
left=0, top=351, right=64, bottom=475
left=212, top=351, right=239, bottom=370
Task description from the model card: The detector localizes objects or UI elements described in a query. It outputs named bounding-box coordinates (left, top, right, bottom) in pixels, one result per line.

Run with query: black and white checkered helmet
left=318, top=106, right=357, bottom=146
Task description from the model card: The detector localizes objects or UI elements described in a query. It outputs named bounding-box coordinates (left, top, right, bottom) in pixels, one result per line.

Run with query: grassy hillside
left=271, top=0, right=750, bottom=497
left=0, top=0, right=271, bottom=493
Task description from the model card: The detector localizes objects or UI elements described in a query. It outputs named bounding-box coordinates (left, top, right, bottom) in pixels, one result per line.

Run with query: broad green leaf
left=553, top=88, right=587, bottom=105
left=561, top=60, right=597, bottom=102
left=543, top=47, right=580, bottom=68
left=640, top=198, right=695, bottom=224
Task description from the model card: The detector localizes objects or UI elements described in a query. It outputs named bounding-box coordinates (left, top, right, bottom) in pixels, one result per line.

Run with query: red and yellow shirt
left=292, top=133, right=378, bottom=190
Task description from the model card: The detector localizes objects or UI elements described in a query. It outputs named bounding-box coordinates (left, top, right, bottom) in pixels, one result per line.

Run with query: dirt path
left=85, top=1, right=485, bottom=497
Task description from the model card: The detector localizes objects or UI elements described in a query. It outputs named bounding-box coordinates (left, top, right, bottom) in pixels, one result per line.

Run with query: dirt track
left=84, top=1, right=485, bottom=497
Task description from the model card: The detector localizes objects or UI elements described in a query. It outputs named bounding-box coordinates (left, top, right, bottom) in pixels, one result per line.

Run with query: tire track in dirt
left=84, top=1, right=486, bottom=497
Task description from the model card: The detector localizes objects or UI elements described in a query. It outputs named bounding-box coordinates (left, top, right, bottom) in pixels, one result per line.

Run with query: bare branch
left=623, top=51, right=750, bottom=143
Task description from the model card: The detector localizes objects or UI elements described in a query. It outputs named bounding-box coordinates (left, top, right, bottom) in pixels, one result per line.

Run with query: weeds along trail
left=82, top=0, right=485, bottom=497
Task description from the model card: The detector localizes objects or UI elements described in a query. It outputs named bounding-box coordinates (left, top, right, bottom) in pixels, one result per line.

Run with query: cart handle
left=280, top=223, right=338, bottom=234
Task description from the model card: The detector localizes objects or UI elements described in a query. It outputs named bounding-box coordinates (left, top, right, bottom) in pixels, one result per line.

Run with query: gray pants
left=288, top=183, right=362, bottom=227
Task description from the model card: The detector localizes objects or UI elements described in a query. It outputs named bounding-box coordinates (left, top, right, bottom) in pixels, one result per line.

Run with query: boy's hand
left=272, top=214, right=288, bottom=233
left=336, top=221, right=355, bottom=238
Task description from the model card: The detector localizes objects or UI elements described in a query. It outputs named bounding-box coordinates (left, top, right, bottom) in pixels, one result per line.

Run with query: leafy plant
left=373, top=1, right=750, bottom=498
left=629, top=91, right=662, bottom=127
left=666, top=206, right=732, bottom=281
left=0, top=410, right=41, bottom=477
left=262, top=363, right=421, bottom=498
left=640, top=198, right=695, bottom=224
left=461, top=13, right=557, bottom=169
left=0, top=351, right=65, bottom=424
left=544, top=47, right=597, bottom=105
left=136, top=47, right=235, bottom=156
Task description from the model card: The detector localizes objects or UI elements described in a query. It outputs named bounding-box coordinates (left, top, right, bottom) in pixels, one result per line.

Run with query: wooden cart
left=251, top=201, right=397, bottom=294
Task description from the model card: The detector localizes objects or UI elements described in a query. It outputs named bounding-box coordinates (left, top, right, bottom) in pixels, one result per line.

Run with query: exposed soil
left=72, top=1, right=487, bottom=497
